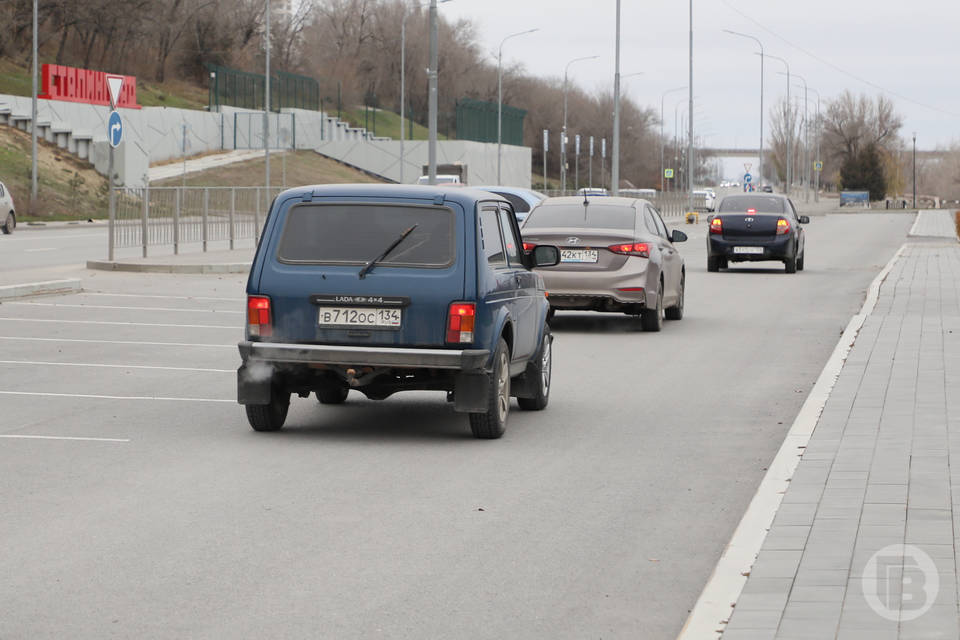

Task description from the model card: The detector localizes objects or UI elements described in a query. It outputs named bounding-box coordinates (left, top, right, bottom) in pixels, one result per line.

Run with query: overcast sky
left=441, top=0, right=959, bottom=152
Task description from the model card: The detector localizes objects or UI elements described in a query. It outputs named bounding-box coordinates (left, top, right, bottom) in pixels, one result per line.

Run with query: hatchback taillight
left=446, top=302, right=476, bottom=344
left=776, top=217, right=790, bottom=235
left=247, top=295, right=272, bottom=337
left=608, top=242, right=650, bottom=257
left=710, top=217, right=723, bottom=234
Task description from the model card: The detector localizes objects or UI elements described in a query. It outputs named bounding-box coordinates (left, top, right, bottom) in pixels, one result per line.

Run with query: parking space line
left=0, top=434, right=130, bottom=443
left=6, top=302, right=243, bottom=314
left=0, top=317, right=236, bottom=329
left=0, top=360, right=234, bottom=373
left=0, top=336, right=234, bottom=348
left=0, top=391, right=234, bottom=402
left=84, top=292, right=244, bottom=302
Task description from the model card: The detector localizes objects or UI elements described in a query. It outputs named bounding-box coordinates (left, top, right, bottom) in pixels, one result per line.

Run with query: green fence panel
left=207, top=64, right=320, bottom=112
left=455, top=98, right=526, bottom=145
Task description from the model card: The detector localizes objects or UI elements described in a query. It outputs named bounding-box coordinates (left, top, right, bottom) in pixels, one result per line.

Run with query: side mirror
left=532, top=245, right=560, bottom=267
left=671, top=229, right=688, bottom=243
left=799, top=215, right=810, bottom=224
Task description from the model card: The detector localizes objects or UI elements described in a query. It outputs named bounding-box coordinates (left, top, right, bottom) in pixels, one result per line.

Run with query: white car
left=417, top=174, right=462, bottom=186
left=693, top=189, right=716, bottom=212
left=0, top=181, right=15, bottom=234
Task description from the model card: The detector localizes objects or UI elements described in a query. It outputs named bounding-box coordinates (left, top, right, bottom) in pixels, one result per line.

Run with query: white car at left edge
left=0, top=180, right=16, bottom=234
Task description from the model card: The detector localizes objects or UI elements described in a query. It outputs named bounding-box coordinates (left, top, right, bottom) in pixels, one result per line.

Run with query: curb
left=86, top=260, right=250, bottom=274
left=677, top=243, right=907, bottom=640
left=0, top=279, right=82, bottom=300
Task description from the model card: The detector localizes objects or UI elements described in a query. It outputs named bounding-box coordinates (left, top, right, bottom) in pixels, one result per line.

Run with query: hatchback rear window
left=277, top=203, right=454, bottom=266
left=718, top=196, right=785, bottom=213
left=523, top=204, right=636, bottom=230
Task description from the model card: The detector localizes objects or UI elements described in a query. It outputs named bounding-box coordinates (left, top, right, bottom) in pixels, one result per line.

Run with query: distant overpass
left=702, top=147, right=948, bottom=160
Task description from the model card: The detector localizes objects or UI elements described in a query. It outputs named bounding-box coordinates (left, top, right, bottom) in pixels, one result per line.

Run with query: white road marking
left=0, top=434, right=130, bottom=443
left=83, top=292, right=244, bottom=302
left=0, top=336, right=234, bottom=348
left=0, top=360, right=234, bottom=373
left=0, top=391, right=234, bottom=403
left=16, top=233, right=103, bottom=241
left=0, top=317, right=236, bottom=329
left=678, top=244, right=907, bottom=640
left=7, top=302, right=242, bottom=314
left=24, top=248, right=58, bottom=253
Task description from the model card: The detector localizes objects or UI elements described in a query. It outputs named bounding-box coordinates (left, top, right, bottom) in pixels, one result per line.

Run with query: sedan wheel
left=665, top=273, right=684, bottom=321
left=1, top=212, right=14, bottom=235
left=640, top=282, right=664, bottom=332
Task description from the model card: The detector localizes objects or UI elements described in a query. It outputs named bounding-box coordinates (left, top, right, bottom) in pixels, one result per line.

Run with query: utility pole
left=561, top=56, right=598, bottom=192
left=589, top=136, right=594, bottom=188
left=427, top=0, right=439, bottom=184
left=31, top=0, right=38, bottom=207
left=913, top=132, right=917, bottom=209
left=498, top=28, right=538, bottom=184
left=723, top=30, right=763, bottom=190
left=687, top=0, right=694, bottom=211
left=660, top=86, right=686, bottom=192
left=611, top=0, right=621, bottom=196
left=264, top=0, right=271, bottom=200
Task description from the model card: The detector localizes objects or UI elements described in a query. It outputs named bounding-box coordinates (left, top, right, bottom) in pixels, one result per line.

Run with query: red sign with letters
left=38, top=64, right=141, bottom=109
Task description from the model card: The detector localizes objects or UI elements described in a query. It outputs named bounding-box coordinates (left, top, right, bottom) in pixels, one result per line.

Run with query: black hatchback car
left=237, top=185, right=560, bottom=439
left=707, top=194, right=809, bottom=273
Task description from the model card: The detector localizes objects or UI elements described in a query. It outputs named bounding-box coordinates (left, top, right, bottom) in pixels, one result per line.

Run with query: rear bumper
left=239, top=341, right=491, bottom=371
left=707, top=234, right=794, bottom=260
left=538, top=262, right=651, bottom=311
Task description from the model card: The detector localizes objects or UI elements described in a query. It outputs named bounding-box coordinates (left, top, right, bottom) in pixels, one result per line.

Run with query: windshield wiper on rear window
left=358, top=225, right=418, bottom=279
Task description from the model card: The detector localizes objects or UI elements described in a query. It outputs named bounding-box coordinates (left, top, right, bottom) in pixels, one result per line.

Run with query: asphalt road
left=0, top=212, right=912, bottom=639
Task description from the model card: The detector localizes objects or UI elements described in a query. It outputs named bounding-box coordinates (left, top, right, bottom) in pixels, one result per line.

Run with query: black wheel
left=665, top=272, right=684, bottom=321
left=784, top=256, right=797, bottom=274
left=641, top=281, right=664, bottom=332
left=245, top=387, right=290, bottom=432
left=316, top=384, right=349, bottom=404
left=720, top=258, right=729, bottom=270
left=469, top=338, right=510, bottom=439
left=1, top=212, right=14, bottom=235
left=707, top=256, right=719, bottom=272
left=546, top=307, right=556, bottom=324
left=518, top=327, right=552, bottom=411
left=797, top=253, right=805, bottom=271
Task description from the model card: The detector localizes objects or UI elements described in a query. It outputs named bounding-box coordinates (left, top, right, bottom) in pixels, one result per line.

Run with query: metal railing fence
left=110, top=186, right=283, bottom=257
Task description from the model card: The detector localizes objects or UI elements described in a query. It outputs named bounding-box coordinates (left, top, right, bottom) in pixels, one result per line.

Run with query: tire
left=245, top=387, right=290, bottom=432
left=546, top=307, right=556, bottom=324
left=469, top=338, right=510, bottom=439
left=316, top=384, right=349, bottom=404
left=797, top=253, right=805, bottom=271
left=641, top=281, right=664, bottom=332
left=665, top=272, right=684, bottom=321
left=518, top=327, right=552, bottom=411
left=1, top=212, right=14, bottom=235
left=784, top=255, right=797, bottom=274
left=707, top=256, right=720, bottom=272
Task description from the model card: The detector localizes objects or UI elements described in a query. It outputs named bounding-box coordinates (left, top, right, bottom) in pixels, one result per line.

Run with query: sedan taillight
left=608, top=242, right=650, bottom=257
left=709, top=217, right=723, bottom=234
left=247, top=295, right=272, bottom=337
left=776, top=217, right=791, bottom=235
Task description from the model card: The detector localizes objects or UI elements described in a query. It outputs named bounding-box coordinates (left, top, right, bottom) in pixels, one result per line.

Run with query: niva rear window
left=277, top=203, right=454, bottom=267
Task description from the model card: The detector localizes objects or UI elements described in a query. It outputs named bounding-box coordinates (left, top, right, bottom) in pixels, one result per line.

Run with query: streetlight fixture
left=561, top=55, right=599, bottom=192
left=723, top=30, right=763, bottom=189
left=758, top=53, right=790, bottom=193
left=660, top=86, right=686, bottom=191
left=497, top=27, right=538, bottom=184
left=401, top=0, right=453, bottom=184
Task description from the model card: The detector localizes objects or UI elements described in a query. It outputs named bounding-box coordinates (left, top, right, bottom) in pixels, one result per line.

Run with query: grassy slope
left=341, top=106, right=442, bottom=141
left=0, top=126, right=108, bottom=220
left=154, top=150, right=384, bottom=188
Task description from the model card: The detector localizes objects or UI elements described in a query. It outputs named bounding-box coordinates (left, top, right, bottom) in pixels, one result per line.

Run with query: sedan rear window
left=718, top=196, right=785, bottom=213
left=277, top=203, right=454, bottom=266
left=523, top=204, right=636, bottom=230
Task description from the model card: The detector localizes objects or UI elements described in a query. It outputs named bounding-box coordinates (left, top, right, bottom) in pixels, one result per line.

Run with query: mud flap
left=453, top=372, right=489, bottom=413
left=237, top=363, right=272, bottom=405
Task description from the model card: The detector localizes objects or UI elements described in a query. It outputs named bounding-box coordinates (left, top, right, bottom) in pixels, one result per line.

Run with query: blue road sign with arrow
left=108, top=110, right=123, bottom=148
left=743, top=172, right=752, bottom=183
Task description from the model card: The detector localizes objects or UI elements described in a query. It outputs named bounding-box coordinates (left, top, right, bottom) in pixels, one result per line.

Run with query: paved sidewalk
left=722, top=241, right=960, bottom=639
left=86, top=245, right=254, bottom=273
left=910, top=211, right=959, bottom=239
left=147, top=149, right=287, bottom=183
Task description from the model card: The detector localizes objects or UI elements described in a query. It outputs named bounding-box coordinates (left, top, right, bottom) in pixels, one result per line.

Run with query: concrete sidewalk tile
left=898, top=605, right=960, bottom=639
left=861, top=503, right=907, bottom=525
left=774, top=616, right=841, bottom=639
left=826, top=471, right=870, bottom=489
left=721, top=630, right=777, bottom=640
left=905, top=509, right=953, bottom=544
left=739, top=577, right=795, bottom=597
left=787, top=584, right=846, bottom=602
left=864, top=484, right=908, bottom=504
left=793, top=569, right=849, bottom=586
left=773, top=503, right=820, bottom=527
left=723, top=608, right=783, bottom=630
left=749, top=550, right=804, bottom=579
left=763, top=525, right=812, bottom=551
left=732, top=589, right=791, bottom=611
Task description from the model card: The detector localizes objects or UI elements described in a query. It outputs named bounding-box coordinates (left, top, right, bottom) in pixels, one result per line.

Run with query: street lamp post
left=687, top=0, right=694, bottom=210
left=760, top=53, right=790, bottom=193
left=498, top=28, right=538, bottom=184
left=427, top=0, right=439, bottom=184
left=806, top=87, right=821, bottom=202
left=264, top=0, right=270, bottom=198
left=31, top=0, right=38, bottom=206
left=612, top=0, right=622, bottom=195
left=660, top=86, right=686, bottom=192
left=723, top=30, right=763, bottom=189
left=562, top=55, right=599, bottom=192
left=782, top=72, right=808, bottom=201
